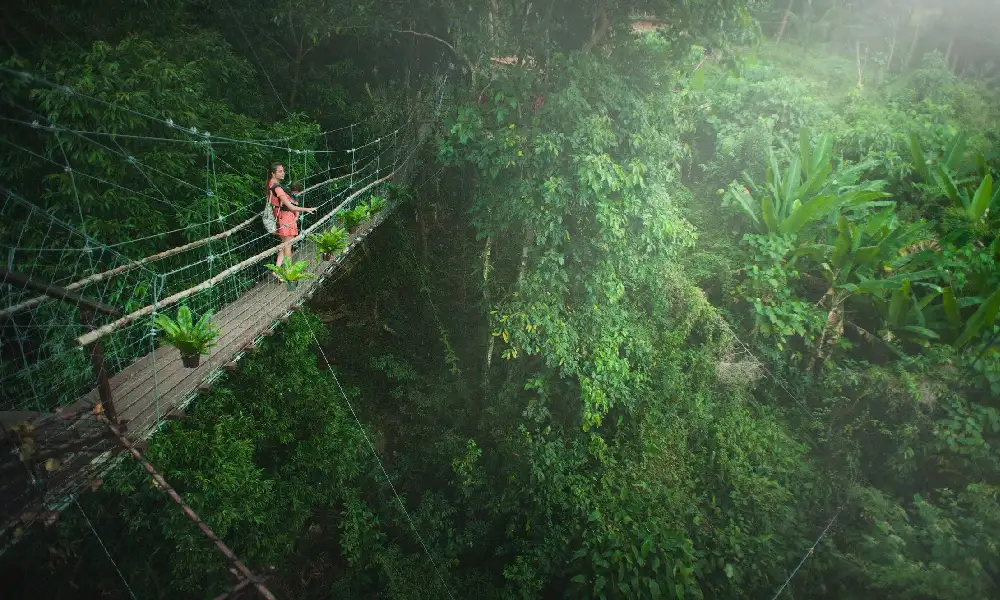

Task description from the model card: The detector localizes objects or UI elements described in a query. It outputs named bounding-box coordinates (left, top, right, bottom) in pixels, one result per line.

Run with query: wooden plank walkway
left=0, top=206, right=394, bottom=541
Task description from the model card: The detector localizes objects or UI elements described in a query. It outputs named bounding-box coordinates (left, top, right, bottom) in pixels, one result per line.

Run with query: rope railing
left=75, top=172, right=394, bottom=347
left=0, top=172, right=357, bottom=320
left=99, top=415, right=277, bottom=600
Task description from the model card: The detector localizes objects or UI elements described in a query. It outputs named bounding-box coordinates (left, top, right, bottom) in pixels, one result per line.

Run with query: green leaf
left=969, top=174, right=993, bottom=222
left=799, top=127, right=812, bottom=179
left=901, top=325, right=940, bottom=340
left=954, top=288, right=1000, bottom=349
left=761, top=195, right=778, bottom=233
left=649, top=578, right=662, bottom=599
left=888, top=281, right=911, bottom=326
left=793, top=161, right=833, bottom=201
left=943, top=131, right=968, bottom=172
left=725, top=186, right=761, bottom=229
left=781, top=157, right=801, bottom=214
left=937, top=166, right=965, bottom=209
left=779, top=194, right=838, bottom=235
left=570, top=575, right=586, bottom=584
left=908, top=133, right=931, bottom=181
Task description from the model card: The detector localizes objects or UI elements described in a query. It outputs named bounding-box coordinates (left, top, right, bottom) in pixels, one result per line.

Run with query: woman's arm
left=276, top=186, right=316, bottom=213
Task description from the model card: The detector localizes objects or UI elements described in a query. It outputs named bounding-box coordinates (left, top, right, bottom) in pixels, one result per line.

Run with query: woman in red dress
left=266, top=163, right=316, bottom=274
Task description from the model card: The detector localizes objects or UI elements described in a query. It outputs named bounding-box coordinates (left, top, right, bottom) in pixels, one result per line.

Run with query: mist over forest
left=1, top=1, right=999, bottom=598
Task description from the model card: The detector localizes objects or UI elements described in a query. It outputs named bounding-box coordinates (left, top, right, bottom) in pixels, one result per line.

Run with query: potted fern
left=308, top=226, right=349, bottom=262
left=154, top=305, right=220, bottom=368
left=337, top=204, right=371, bottom=234
left=266, top=257, right=315, bottom=291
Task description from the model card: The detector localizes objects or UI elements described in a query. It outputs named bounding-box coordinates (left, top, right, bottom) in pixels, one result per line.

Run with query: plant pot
left=181, top=353, right=200, bottom=368
left=286, top=280, right=299, bottom=292
left=321, top=252, right=332, bottom=262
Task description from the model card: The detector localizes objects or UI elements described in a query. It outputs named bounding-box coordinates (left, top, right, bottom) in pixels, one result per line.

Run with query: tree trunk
left=581, top=0, right=609, bottom=53
left=807, top=295, right=844, bottom=374
left=776, top=0, right=794, bottom=43
left=517, top=229, right=532, bottom=284
left=904, top=5, right=922, bottom=69
left=482, top=236, right=494, bottom=378
left=944, top=36, right=955, bottom=71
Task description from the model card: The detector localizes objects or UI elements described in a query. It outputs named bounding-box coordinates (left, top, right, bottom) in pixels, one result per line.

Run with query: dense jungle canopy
left=1, top=0, right=999, bottom=598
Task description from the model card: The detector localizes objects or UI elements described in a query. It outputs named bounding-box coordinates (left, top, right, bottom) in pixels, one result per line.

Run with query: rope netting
left=0, top=62, right=439, bottom=558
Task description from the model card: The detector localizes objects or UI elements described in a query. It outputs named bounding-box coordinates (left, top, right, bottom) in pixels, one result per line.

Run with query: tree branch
left=581, top=0, right=609, bottom=53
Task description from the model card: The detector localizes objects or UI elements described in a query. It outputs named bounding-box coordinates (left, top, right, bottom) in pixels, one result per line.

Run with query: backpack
left=261, top=184, right=278, bottom=234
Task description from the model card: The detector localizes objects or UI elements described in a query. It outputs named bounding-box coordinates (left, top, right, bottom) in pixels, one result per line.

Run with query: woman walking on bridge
left=267, top=162, right=316, bottom=274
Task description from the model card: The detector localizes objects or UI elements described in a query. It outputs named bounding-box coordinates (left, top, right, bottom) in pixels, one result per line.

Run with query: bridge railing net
left=0, top=69, right=403, bottom=416
left=0, top=64, right=432, bottom=550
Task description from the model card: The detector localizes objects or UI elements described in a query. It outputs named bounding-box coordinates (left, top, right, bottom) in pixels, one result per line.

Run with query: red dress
left=268, top=181, right=298, bottom=237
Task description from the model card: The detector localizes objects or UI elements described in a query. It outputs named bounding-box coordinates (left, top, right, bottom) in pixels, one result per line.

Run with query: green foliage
left=154, top=305, right=220, bottom=357
left=740, top=233, right=824, bottom=347
left=724, top=128, right=891, bottom=236
left=308, top=226, right=349, bottom=256
left=368, top=194, right=387, bottom=214
left=265, top=257, right=315, bottom=282
left=337, top=203, right=371, bottom=230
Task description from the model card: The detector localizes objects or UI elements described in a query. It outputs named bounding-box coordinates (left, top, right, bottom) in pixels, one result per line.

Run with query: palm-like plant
left=910, top=131, right=1000, bottom=243
left=796, top=209, right=936, bottom=368
left=266, top=258, right=315, bottom=291
left=308, top=227, right=349, bottom=261
left=154, top=305, right=220, bottom=368
left=725, top=128, right=891, bottom=237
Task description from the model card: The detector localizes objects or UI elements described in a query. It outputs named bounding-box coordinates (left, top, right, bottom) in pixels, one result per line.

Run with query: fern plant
left=266, top=258, right=315, bottom=291
left=154, top=305, right=220, bottom=367
left=337, top=204, right=371, bottom=232
left=308, top=226, right=349, bottom=261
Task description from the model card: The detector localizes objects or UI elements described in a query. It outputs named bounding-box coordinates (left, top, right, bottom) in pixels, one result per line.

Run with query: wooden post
left=87, top=337, right=118, bottom=424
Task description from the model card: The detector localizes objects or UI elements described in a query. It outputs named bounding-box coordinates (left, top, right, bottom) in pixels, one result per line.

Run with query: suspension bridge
left=0, top=65, right=443, bottom=598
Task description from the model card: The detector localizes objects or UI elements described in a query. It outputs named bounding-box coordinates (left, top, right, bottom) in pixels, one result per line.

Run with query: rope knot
left=207, top=254, right=216, bottom=263
left=166, top=118, right=174, bottom=127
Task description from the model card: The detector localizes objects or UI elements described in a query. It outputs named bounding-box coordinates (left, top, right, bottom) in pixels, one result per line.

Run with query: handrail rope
left=8, top=102, right=217, bottom=196
left=161, top=169, right=379, bottom=278
left=74, top=498, right=139, bottom=600
left=714, top=315, right=857, bottom=596
left=0, top=136, right=181, bottom=208
left=76, top=172, right=394, bottom=346
left=770, top=506, right=843, bottom=599
left=0, top=168, right=366, bottom=320
left=0, top=188, right=154, bottom=278
left=304, top=323, right=456, bottom=600
left=0, top=138, right=390, bottom=315
left=98, top=415, right=278, bottom=600
left=0, top=67, right=397, bottom=153
left=7, top=139, right=379, bottom=255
